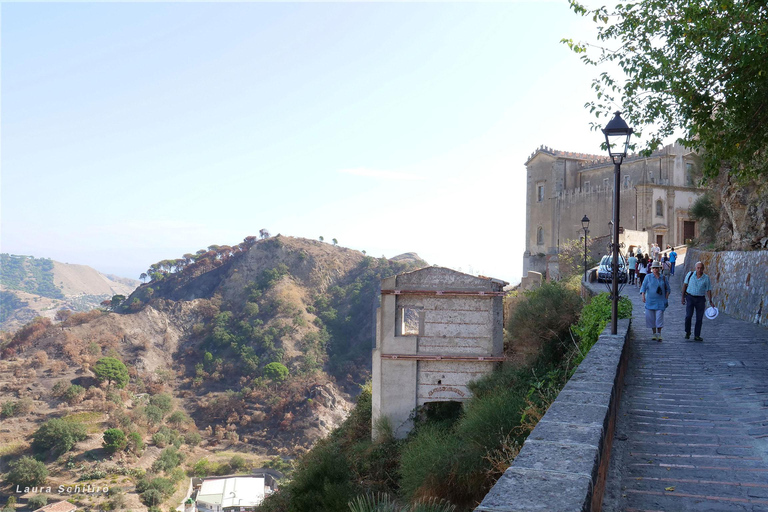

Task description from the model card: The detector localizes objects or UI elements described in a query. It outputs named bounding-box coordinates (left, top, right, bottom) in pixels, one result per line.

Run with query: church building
left=523, top=142, right=707, bottom=279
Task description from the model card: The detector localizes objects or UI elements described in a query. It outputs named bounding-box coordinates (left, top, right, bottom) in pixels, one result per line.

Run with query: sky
left=1, top=1, right=615, bottom=286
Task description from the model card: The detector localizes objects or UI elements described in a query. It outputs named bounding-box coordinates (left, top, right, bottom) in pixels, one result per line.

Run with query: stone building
left=371, top=266, right=507, bottom=439
left=523, top=142, right=707, bottom=279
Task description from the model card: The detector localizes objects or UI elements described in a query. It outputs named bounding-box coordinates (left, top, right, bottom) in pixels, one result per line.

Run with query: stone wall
left=475, top=319, right=631, bottom=512
left=683, top=249, right=768, bottom=326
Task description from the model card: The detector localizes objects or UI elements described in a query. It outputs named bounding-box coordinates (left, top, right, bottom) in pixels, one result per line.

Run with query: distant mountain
left=0, top=254, right=139, bottom=331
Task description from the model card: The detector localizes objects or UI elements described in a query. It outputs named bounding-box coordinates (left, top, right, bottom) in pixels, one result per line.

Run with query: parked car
left=597, top=255, right=628, bottom=283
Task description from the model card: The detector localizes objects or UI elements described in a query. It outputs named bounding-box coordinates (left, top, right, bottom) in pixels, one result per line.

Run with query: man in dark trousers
left=681, top=261, right=715, bottom=341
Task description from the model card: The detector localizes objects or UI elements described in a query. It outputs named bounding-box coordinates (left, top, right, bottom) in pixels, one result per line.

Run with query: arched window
left=656, top=199, right=664, bottom=217
left=536, top=227, right=544, bottom=245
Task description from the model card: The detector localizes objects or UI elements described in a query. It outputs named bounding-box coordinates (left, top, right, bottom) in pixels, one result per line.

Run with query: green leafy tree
left=103, top=428, right=127, bottom=454
left=32, top=419, right=88, bottom=457
left=319, top=236, right=324, bottom=242
left=5, top=456, right=48, bottom=488
left=127, top=431, right=145, bottom=455
left=564, top=0, right=768, bottom=180
left=167, top=410, right=189, bottom=428
left=263, top=362, right=289, bottom=383
left=93, top=357, right=129, bottom=388
left=332, top=238, right=338, bottom=246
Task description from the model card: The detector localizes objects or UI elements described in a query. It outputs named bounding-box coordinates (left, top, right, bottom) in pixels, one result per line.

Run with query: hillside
left=0, top=255, right=139, bottom=332
left=0, top=235, right=425, bottom=512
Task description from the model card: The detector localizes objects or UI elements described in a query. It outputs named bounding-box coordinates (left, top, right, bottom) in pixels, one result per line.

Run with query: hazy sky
left=2, top=1, right=614, bottom=285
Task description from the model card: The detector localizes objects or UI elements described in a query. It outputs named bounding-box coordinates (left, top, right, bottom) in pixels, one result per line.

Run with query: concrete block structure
left=524, top=142, right=708, bottom=279
left=372, top=266, right=507, bottom=438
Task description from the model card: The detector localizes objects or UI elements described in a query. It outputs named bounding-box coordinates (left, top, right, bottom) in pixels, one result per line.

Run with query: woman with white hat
left=640, top=260, right=671, bottom=341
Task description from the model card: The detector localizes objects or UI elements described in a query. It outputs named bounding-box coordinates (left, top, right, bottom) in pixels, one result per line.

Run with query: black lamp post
left=602, top=111, right=633, bottom=335
left=581, top=215, right=590, bottom=281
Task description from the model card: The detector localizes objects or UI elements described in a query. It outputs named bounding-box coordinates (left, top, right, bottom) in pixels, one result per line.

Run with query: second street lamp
left=602, top=111, right=633, bottom=335
left=582, top=215, right=590, bottom=281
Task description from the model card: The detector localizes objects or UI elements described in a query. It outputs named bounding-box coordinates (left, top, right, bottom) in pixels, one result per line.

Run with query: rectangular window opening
left=401, top=307, right=420, bottom=336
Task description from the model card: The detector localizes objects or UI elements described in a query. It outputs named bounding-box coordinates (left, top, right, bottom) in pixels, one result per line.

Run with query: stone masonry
left=684, top=248, right=768, bottom=327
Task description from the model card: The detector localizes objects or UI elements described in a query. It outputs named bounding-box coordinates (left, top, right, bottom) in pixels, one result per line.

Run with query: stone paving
left=603, top=270, right=768, bottom=512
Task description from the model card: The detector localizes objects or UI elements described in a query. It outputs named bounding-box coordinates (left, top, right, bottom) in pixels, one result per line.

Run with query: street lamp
left=602, top=111, right=633, bottom=334
left=581, top=215, right=590, bottom=281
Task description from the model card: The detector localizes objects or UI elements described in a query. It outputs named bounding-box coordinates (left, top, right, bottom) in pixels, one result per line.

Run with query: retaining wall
left=475, top=319, right=631, bottom=512
left=684, top=249, right=768, bottom=326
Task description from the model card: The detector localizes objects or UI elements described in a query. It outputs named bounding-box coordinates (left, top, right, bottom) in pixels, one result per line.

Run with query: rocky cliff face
left=713, top=172, right=768, bottom=250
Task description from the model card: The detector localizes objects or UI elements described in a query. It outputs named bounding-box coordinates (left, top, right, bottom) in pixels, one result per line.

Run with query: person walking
left=669, top=247, right=678, bottom=276
left=628, top=252, right=637, bottom=285
left=662, top=254, right=671, bottom=277
left=652, top=243, right=661, bottom=262
left=682, top=261, right=715, bottom=341
left=638, top=256, right=648, bottom=287
left=640, top=261, right=671, bottom=341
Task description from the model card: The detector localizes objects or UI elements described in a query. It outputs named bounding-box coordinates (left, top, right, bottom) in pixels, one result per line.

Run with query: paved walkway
left=602, top=270, right=768, bottom=511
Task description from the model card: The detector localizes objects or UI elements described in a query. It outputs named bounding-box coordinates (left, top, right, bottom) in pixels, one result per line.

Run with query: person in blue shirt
left=669, top=248, right=678, bottom=276
left=681, top=261, right=714, bottom=341
left=640, top=261, right=671, bottom=341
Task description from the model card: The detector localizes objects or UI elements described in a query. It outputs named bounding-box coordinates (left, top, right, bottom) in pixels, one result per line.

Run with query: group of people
left=639, top=259, right=715, bottom=342
left=627, top=245, right=677, bottom=287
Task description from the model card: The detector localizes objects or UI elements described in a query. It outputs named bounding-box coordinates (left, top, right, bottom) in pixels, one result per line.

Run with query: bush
left=127, top=432, right=145, bottom=455
left=63, top=384, right=86, bottom=405
left=505, top=281, right=582, bottom=362
left=263, top=362, right=289, bottom=383
left=27, top=494, right=48, bottom=509
left=103, top=428, right=127, bottom=454
left=5, top=456, right=48, bottom=488
left=183, top=431, right=202, bottom=447
left=149, top=394, right=173, bottom=414
left=32, top=419, right=88, bottom=458
left=167, top=410, right=188, bottom=428
left=571, top=292, right=632, bottom=368
left=229, top=455, right=249, bottom=473
left=152, top=447, right=185, bottom=473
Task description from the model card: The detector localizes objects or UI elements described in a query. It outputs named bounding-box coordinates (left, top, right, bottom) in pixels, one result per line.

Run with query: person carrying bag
left=640, top=261, right=671, bottom=341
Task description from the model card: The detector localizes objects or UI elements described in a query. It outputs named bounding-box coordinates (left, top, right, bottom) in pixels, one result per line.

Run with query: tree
left=103, top=428, right=127, bottom=454
left=332, top=238, right=338, bottom=246
left=149, top=393, right=173, bottom=414
left=5, top=456, right=48, bottom=488
left=259, top=228, right=271, bottom=239
left=263, top=362, right=289, bottom=383
left=319, top=236, right=324, bottom=242
left=167, top=410, right=189, bottom=428
left=110, top=295, right=126, bottom=309
left=127, top=431, right=145, bottom=455
left=54, top=309, right=72, bottom=322
left=93, top=357, right=129, bottom=388
left=564, top=1, right=768, bottom=180
left=140, top=273, right=148, bottom=283
left=32, top=419, right=88, bottom=457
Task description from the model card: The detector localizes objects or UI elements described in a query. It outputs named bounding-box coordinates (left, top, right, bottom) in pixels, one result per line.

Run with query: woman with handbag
left=640, top=261, right=671, bottom=341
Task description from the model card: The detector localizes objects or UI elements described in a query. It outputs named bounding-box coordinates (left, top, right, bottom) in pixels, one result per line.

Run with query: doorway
left=683, top=221, right=695, bottom=243
left=656, top=235, right=664, bottom=247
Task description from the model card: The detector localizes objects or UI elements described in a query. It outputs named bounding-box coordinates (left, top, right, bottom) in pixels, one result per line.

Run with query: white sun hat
left=705, top=306, right=719, bottom=320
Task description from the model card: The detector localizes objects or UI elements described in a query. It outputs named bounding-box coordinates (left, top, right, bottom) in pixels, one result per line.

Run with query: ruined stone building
left=371, top=267, right=507, bottom=439
left=524, top=142, right=708, bottom=279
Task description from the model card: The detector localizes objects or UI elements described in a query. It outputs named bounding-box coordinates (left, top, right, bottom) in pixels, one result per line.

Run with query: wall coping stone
left=475, top=318, right=631, bottom=512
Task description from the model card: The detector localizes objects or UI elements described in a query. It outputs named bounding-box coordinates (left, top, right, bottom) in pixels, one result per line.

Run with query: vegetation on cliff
left=257, top=282, right=632, bottom=512
left=0, top=254, right=64, bottom=299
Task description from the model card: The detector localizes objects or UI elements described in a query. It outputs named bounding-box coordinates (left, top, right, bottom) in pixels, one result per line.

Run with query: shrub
left=63, top=384, right=86, bottom=405
left=32, top=418, right=88, bottom=458
left=263, top=362, right=289, bottom=383
left=144, top=405, right=164, bottom=425
left=51, top=380, right=69, bottom=397
left=27, top=494, right=48, bottom=509
left=183, top=431, right=202, bottom=447
left=103, top=428, right=127, bottom=454
left=229, top=455, right=249, bottom=473
left=152, top=447, right=185, bottom=473
left=571, top=292, right=632, bottom=368
left=127, top=432, right=144, bottom=455
left=30, top=350, right=48, bottom=368
left=149, top=394, right=173, bottom=414
left=5, top=456, right=48, bottom=488
left=167, top=410, right=188, bottom=428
